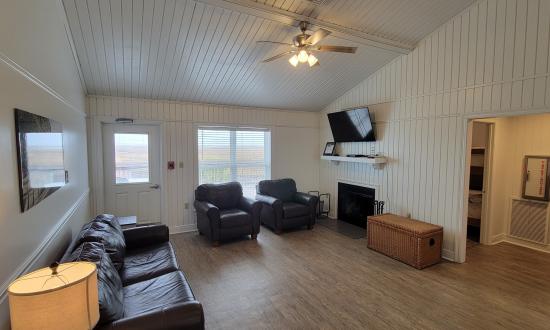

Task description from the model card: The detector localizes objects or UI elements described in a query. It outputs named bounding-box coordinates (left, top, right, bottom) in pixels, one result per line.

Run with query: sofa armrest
left=193, top=201, right=220, bottom=220
left=294, top=192, right=318, bottom=208
left=255, top=194, right=282, bottom=208
left=102, top=301, right=204, bottom=330
left=123, top=225, right=169, bottom=249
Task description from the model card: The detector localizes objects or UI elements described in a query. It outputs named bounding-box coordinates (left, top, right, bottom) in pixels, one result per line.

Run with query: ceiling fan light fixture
left=289, top=55, right=299, bottom=67
left=307, top=54, right=318, bottom=67
left=298, top=50, right=309, bottom=63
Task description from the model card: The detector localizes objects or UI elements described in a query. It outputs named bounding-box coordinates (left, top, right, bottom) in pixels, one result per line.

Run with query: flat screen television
left=327, top=107, right=375, bottom=142
left=14, top=109, right=65, bottom=212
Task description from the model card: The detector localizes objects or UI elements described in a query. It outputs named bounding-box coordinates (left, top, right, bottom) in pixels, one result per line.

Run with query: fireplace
left=337, top=182, right=375, bottom=228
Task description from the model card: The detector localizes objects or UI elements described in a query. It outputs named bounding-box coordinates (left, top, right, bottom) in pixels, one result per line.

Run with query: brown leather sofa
left=256, top=178, right=318, bottom=234
left=194, top=182, right=261, bottom=246
left=60, top=214, right=204, bottom=330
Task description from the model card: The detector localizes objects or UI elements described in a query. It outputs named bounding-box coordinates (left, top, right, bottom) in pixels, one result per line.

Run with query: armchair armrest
left=103, top=300, right=204, bottom=330
left=123, top=225, right=169, bottom=250
left=294, top=192, right=318, bottom=208
left=255, top=194, right=282, bottom=208
left=193, top=201, right=220, bottom=220
left=239, top=196, right=261, bottom=213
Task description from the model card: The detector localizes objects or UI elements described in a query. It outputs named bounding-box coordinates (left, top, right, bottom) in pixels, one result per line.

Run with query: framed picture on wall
left=323, top=142, right=336, bottom=156
left=14, top=109, right=66, bottom=212
left=522, top=156, right=550, bottom=201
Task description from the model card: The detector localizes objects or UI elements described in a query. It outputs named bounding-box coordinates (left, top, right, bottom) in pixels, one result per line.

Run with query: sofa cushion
left=120, top=241, right=179, bottom=286
left=75, top=221, right=126, bottom=270
left=123, top=271, right=196, bottom=317
left=195, top=182, right=243, bottom=210
left=282, top=202, right=310, bottom=218
left=219, top=209, right=250, bottom=228
left=94, top=214, right=123, bottom=234
left=258, top=178, right=297, bottom=202
left=64, top=242, right=124, bottom=324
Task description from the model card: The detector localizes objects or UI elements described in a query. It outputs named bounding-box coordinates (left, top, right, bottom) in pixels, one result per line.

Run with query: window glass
left=114, top=133, right=149, bottom=184
left=198, top=128, right=270, bottom=198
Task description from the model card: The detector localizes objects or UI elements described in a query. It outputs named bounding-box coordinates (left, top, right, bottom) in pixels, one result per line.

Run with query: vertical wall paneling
left=87, top=96, right=320, bottom=233
left=320, top=0, right=550, bottom=262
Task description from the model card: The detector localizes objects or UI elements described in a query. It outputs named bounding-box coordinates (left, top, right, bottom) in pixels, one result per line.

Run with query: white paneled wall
left=87, top=95, right=319, bottom=233
left=320, top=0, right=550, bottom=261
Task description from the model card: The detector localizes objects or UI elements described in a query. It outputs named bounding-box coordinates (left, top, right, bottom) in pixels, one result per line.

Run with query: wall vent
left=509, top=199, right=548, bottom=244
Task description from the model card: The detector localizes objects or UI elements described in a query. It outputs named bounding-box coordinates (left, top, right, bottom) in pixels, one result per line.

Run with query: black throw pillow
left=93, top=214, right=123, bottom=235
left=76, top=221, right=126, bottom=270
left=65, top=242, right=124, bottom=324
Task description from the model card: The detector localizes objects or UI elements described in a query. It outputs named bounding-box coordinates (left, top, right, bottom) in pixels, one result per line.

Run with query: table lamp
left=8, top=261, right=99, bottom=330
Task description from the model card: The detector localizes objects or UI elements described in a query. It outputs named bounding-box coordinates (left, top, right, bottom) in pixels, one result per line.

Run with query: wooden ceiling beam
left=194, top=0, right=413, bottom=54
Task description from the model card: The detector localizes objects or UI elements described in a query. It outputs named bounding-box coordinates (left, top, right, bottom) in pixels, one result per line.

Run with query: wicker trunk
left=367, top=214, right=443, bottom=269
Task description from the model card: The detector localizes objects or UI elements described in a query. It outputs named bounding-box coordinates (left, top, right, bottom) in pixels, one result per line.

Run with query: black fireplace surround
left=337, top=182, right=375, bottom=228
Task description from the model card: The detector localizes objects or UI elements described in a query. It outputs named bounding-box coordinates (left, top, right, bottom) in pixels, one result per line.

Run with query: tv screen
left=14, top=109, right=65, bottom=212
left=327, top=108, right=375, bottom=142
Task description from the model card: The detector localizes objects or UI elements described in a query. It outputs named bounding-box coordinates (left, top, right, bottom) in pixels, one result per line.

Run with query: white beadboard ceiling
left=62, top=0, right=474, bottom=111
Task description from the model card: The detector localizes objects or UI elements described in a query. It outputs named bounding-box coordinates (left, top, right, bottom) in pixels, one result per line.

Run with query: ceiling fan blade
left=256, top=41, right=294, bottom=46
left=262, top=51, right=295, bottom=63
left=314, top=45, right=357, bottom=53
left=305, top=28, right=331, bottom=45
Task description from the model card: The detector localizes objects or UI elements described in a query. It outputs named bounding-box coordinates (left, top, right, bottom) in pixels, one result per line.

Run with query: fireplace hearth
left=337, top=182, right=375, bottom=228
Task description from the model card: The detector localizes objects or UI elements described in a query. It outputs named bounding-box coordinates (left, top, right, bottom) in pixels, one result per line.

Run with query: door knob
left=150, top=184, right=160, bottom=189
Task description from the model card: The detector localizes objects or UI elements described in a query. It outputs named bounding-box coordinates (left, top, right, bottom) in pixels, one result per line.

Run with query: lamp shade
left=8, top=262, right=99, bottom=330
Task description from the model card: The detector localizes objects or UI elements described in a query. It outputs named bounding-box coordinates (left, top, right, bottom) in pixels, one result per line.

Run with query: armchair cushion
left=257, top=178, right=297, bottom=202
left=220, top=209, right=251, bottom=228
left=282, top=202, right=310, bottom=218
left=195, top=182, right=243, bottom=209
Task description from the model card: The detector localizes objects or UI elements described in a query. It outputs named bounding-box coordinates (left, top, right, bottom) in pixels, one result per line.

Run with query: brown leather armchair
left=194, top=182, right=261, bottom=246
left=256, top=178, right=318, bottom=234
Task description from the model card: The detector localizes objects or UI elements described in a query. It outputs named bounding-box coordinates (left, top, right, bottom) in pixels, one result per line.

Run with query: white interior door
left=103, top=124, right=161, bottom=224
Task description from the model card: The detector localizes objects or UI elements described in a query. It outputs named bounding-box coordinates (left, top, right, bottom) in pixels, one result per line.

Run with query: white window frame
left=195, top=125, right=271, bottom=197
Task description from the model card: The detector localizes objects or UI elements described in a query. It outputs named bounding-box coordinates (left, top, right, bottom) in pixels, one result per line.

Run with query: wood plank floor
left=171, top=226, right=550, bottom=329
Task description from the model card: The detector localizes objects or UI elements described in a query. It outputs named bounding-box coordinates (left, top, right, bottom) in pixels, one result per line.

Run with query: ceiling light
left=308, top=54, right=318, bottom=67
left=298, top=50, right=309, bottom=63
left=288, top=55, right=299, bottom=67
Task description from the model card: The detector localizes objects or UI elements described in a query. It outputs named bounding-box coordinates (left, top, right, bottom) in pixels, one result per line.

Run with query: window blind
left=198, top=128, right=271, bottom=198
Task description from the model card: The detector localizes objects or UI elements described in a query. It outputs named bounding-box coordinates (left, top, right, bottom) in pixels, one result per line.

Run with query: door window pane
left=114, top=133, right=149, bottom=184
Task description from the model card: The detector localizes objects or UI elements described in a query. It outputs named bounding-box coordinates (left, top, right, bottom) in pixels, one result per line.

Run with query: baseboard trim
left=170, top=224, right=198, bottom=234
left=490, top=233, right=506, bottom=245
left=502, top=236, right=550, bottom=254
left=442, top=249, right=455, bottom=262
left=0, top=190, right=89, bottom=306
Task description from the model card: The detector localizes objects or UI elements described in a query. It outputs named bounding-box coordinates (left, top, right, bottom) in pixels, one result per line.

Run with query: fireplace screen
left=337, top=182, right=375, bottom=228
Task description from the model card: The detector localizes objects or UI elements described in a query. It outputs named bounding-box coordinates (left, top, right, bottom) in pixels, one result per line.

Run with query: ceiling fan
left=258, top=21, right=357, bottom=67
